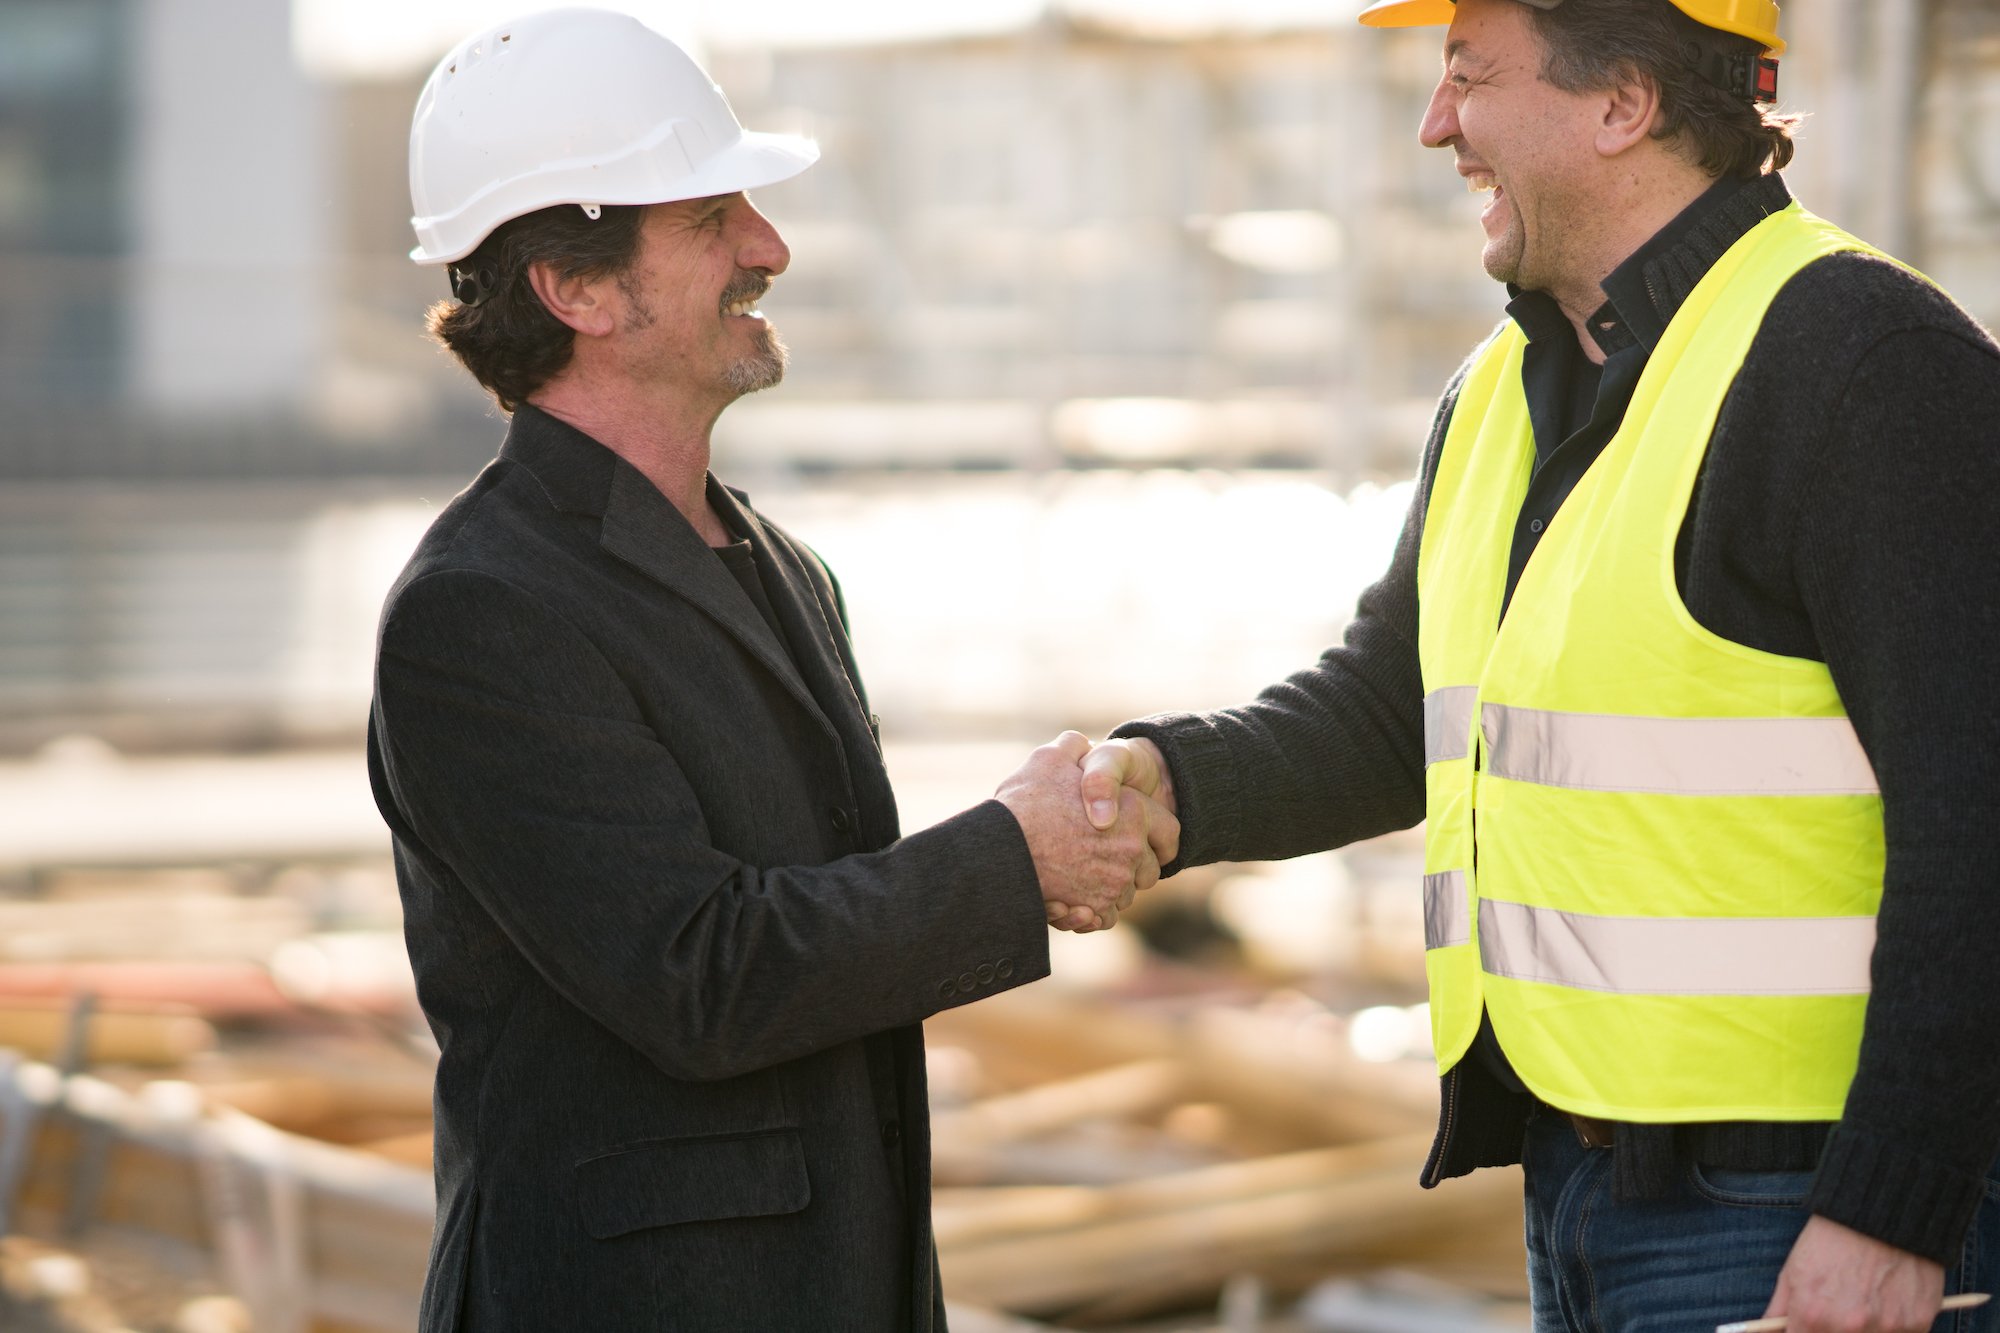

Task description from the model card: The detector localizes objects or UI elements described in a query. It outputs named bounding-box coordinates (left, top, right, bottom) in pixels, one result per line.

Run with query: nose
left=1419, top=75, right=1460, bottom=150
left=734, top=197, right=790, bottom=276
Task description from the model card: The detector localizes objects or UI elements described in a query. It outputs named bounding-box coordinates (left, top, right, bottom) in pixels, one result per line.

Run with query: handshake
left=994, top=732, right=1178, bottom=933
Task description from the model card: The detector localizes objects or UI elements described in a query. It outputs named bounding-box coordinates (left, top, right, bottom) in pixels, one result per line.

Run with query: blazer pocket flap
left=575, top=1130, right=810, bottom=1240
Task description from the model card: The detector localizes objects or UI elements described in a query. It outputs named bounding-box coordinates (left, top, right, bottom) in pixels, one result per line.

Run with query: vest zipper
left=1421, top=1065, right=1462, bottom=1188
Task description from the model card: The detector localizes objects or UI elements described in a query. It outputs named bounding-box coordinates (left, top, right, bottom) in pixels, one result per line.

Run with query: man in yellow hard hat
left=1081, top=2, right=2000, bottom=1330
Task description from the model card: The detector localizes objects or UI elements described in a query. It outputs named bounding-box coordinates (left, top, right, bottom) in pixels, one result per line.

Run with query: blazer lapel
left=713, top=483, right=903, bottom=842
left=596, top=463, right=833, bottom=734
left=712, top=484, right=872, bottom=736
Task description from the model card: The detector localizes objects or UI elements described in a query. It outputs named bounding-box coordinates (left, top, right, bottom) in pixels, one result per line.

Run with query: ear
left=1595, top=67, right=1662, bottom=158
left=525, top=261, right=616, bottom=338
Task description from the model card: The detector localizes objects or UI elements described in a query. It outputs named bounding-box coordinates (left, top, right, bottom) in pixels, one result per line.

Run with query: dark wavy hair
left=1527, top=0, right=1802, bottom=179
left=426, top=203, right=649, bottom=411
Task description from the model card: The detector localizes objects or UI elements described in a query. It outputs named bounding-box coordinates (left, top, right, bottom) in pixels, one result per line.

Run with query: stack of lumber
left=924, top=984, right=1528, bottom=1324
left=0, top=976, right=1522, bottom=1330
left=0, top=1055, right=433, bottom=1333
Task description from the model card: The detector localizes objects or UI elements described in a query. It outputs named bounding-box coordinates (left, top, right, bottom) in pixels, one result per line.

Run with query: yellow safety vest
left=1416, top=203, right=1890, bottom=1122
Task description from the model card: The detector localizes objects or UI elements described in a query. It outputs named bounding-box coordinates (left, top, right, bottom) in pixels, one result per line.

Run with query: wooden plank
left=938, top=1142, right=1521, bottom=1316
left=195, top=1074, right=433, bottom=1137
left=932, top=1058, right=1188, bottom=1149
left=0, top=1003, right=216, bottom=1066
left=0, top=961, right=296, bottom=1021
left=1180, top=1005, right=1439, bottom=1143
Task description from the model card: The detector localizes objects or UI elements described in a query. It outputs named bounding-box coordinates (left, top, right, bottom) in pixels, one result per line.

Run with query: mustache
left=719, top=273, right=770, bottom=307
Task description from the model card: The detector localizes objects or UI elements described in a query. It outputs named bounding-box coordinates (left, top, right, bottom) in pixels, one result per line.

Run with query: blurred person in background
left=1082, top=1, right=2000, bottom=1330
left=368, top=11, right=1173, bottom=1331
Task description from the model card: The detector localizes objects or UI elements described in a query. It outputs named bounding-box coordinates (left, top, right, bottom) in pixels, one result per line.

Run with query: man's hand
left=1079, top=737, right=1175, bottom=830
left=995, top=732, right=1179, bottom=933
left=1760, top=1215, right=1944, bottom=1332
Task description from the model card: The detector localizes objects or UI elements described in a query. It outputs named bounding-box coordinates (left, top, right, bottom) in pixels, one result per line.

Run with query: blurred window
left=0, top=0, right=128, bottom=400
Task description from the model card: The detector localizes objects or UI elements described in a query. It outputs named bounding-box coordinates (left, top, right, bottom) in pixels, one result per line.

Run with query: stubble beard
left=1482, top=197, right=1527, bottom=288
left=616, top=268, right=788, bottom=399
left=724, top=325, right=788, bottom=397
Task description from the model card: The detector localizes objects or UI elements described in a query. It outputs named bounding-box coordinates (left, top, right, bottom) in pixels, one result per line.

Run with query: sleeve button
left=996, top=958, right=1014, bottom=979
left=975, top=963, right=996, bottom=984
left=937, top=979, right=956, bottom=1000
left=957, top=972, right=977, bottom=994
left=828, top=807, right=852, bottom=833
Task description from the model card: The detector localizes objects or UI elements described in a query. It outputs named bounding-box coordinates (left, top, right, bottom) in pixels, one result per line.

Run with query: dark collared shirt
left=1499, top=174, right=1748, bottom=613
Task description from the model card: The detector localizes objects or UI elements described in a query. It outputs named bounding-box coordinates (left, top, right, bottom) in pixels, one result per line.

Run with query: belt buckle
left=1569, top=1113, right=1617, bottom=1150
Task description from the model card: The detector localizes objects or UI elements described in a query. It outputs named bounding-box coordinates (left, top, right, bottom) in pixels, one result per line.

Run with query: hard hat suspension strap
left=1690, top=45, right=1781, bottom=104
left=449, top=262, right=500, bottom=308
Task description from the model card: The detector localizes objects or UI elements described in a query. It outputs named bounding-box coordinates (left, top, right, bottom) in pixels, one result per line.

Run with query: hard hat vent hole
left=581, top=204, right=603, bottom=220
left=447, top=64, right=456, bottom=74
left=501, top=33, right=511, bottom=42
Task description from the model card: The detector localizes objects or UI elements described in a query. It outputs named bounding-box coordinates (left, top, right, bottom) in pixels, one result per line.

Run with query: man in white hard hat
left=1080, top=2, right=2000, bottom=1331
left=369, top=11, right=1172, bottom=1330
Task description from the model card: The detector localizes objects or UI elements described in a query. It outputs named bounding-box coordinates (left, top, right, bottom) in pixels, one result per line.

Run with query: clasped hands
left=994, top=733, right=1176, bottom=932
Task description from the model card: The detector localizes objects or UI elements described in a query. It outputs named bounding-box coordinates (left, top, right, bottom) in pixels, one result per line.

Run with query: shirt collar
left=1504, top=172, right=1794, bottom=354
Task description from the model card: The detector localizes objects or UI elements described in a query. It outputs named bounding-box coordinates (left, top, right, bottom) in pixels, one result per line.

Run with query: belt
left=1568, top=1112, right=1618, bottom=1150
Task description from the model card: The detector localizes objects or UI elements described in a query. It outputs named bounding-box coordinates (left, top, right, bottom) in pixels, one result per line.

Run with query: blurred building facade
left=5, top=1, right=1998, bottom=473
left=0, top=0, right=1997, bottom=746
left=249, top=0, right=2000, bottom=475
left=3, top=1, right=332, bottom=419
left=0, top=0, right=132, bottom=405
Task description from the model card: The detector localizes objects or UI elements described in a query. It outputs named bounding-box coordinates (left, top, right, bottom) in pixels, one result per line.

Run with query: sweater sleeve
left=1794, top=324, right=2000, bottom=1264
left=1110, top=363, right=1474, bottom=871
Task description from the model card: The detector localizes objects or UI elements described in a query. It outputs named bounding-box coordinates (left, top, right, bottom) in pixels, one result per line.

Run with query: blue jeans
left=1522, top=1106, right=2000, bottom=1333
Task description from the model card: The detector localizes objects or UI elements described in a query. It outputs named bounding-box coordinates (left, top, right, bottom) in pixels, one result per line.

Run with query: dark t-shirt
left=709, top=511, right=910, bottom=1211
left=714, top=538, right=788, bottom=645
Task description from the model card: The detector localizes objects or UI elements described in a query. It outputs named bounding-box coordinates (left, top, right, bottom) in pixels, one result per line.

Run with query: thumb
left=1080, top=745, right=1131, bottom=830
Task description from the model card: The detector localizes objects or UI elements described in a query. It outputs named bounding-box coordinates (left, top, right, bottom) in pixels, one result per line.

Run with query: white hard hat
left=408, top=8, right=819, bottom=265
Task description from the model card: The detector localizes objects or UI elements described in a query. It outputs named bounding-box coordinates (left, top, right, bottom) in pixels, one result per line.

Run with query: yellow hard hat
left=1357, top=0, right=1785, bottom=56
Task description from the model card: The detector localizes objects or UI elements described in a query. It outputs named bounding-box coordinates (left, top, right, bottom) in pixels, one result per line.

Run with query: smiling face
left=609, top=193, right=792, bottom=408
left=1418, top=0, right=1605, bottom=294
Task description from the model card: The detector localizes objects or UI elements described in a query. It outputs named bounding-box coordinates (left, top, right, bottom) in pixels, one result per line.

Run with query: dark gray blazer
left=367, top=406, right=1050, bottom=1332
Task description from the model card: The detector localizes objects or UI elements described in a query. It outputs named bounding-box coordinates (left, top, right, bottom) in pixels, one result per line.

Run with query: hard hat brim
left=1356, top=0, right=1458, bottom=27
left=1355, top=0, right=1783, bottom=53
left=670, top=129, right=821, bottom=213
left=409, top=129, right=821, bottom=265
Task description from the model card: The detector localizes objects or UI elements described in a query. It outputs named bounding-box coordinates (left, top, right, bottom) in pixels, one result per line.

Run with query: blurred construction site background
left=0, top=2, right=1994, bottom=1331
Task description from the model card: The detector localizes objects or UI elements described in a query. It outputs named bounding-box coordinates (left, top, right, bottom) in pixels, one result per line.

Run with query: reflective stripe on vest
left=1424, top=686, right=1479, bottom=767
left=1481, top=704, right=1879, bottom=796
left=1479, top=898, right=1875, bottom=996
left=1424, top=870, right=1469, bottom=950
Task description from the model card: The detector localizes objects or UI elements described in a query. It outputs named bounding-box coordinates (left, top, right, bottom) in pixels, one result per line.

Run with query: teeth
left=1466, top=173, right=1498, bottom=194
left=724, top=299, right=763, bottom=318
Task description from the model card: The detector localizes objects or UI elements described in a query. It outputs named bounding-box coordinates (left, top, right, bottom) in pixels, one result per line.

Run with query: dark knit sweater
left=1114, top=173, right=2000, bottom=1265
